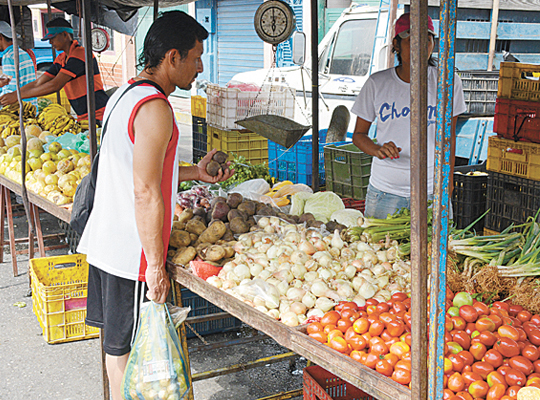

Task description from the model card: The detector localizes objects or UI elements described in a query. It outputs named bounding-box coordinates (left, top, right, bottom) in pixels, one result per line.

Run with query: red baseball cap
left=394, top=12, right=436, bottom=39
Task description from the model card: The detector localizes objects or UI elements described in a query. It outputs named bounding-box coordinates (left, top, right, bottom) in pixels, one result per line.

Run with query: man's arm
left=132, top=98, right=173, bottom=304
left=0, top=72, right=70, bottom=106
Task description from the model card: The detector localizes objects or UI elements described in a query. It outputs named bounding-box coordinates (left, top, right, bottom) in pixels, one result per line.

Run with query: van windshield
left=328, top=19, right=377, bottom=76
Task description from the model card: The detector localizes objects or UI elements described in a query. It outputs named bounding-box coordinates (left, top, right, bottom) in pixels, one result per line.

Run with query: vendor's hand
left=145, top=265, right=170, bottom=304
left=0, top=91, right=17, bottom=106
left=196, top=149, right=235, bottom=183
left=376, top=141, right=402, bottom=160
left=0, top=75, right=11, bottom=88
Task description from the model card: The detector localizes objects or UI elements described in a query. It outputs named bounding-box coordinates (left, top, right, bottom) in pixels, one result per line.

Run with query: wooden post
left=386, top=0, right=398, bottom=69
left=46, top=0, right=62, bottom=105
left=487, top=0, right=500, bottom=71
left=310, top=0, right=319, bottom=191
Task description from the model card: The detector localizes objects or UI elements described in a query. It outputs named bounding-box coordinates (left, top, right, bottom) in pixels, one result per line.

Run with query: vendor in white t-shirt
left=351, top=12, right=467, bottom=219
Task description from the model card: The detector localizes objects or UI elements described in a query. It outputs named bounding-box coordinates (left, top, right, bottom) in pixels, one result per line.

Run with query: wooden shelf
left=167, top=262, right=412, bottom=400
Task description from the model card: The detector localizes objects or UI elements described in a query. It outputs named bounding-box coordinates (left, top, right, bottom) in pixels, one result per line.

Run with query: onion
left=279, top=300, right=291, bottom=314
left=249, top=263, right=264, bottom=278
left=344, top=265, right=356, bottom=279
left=227, top=271, right=241, bottom=283
left=358, top=281, right=377, bottom=299
left=356, top=242, right=373, bottom=252
left=310, top=280, right=329, bottom=297
left=253, top=295, right=266, bottom=307
left=291, top=264, right=307, bottom=279
left=290, top=301, right=308, bottom=315
left=302, top=292, right=316, bottom=308
left=234, top=264, right=251, bottom=281
left=341, top=248, right=355, bottom=259
left=298, top=314, right=308, bottom=325
left=266, top=309, right=280, bottom=319
left=377, top=250, right=388, bottom=263
left=257, top=269, right=272, bottom=281
left=305, top=260, right=318, bottom=271
left=318, top=254, right=332, bottom=268
left=336, top=282, right=354, bottom=299
left=222, top=262, right=235, bottom=273
left=273, top=269, right=293, bottom=283
left=304, top=271, right=318, bottom=282
left=287, top=287, right=306, bottom=302
left=267, top=245, right=280, bottom=259
left=291, top=279, right=303, bottom=288
left=266, top=278, right=281, bottom=287
left=362, top=251, right=378, bottom=265
left=285, top=231, right=301, bottom=245
left=255, top=305, right=268, bottom=313
left=281, top=311, right=299, bottom=327
left=352, top=294, right=366, bottom=307
left=352, top=276, right=366, bottom=292
left=264, top=225, right=275, bottom=234
left=351, top=259, right=364, bottom=270
left=329, top=248, right=340, bottom=258
left=376, top=275, right=389, bottom=289
left=269, top=216, right=280, bottom=226
left=277, top=281, right=289, bottom=296
left=290, top=250, right=309, bottom=265
left=318, top=268, right=333, bottom=281
left=315, top=297, right=335, bottom=312
left=313, top=239, right=327, bottom=251
left=298, top=240, right=316, bottom=256
left=307, top=308, right=324, bottom=319
left=258, top=217, right=270, bottom=228
left=371, top=264, right=385, bottom=276
left=207, top=276, right=222, bottom=288
left=331, top=230, right=344, bottom=250
left=222, top=279, right=236, bottom=290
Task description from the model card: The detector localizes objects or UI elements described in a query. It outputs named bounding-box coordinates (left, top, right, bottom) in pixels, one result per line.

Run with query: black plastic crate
left=485, top=171, right=540, bottom=232
left=58, top=220, right=81, bottom=254
left=452, top=163, right=488, bottom=232
left=181, top=288, right=242, bottom=338
left=193, top=148, right=207, bottom=163
left=192, top=116, right=207, bottom=155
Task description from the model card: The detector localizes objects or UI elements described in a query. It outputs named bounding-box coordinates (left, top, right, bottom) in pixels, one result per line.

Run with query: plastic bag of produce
left=303, top=192, right=345, bottom=223
left=121, top=302, right=190, bottom=400
left=330, top=209, right=364, bottom=228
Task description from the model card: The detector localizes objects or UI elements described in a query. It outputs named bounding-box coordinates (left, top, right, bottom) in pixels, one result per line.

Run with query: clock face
left=91, top=28, right=109, bottom=53
left=254, top=0, right=296, bottom=45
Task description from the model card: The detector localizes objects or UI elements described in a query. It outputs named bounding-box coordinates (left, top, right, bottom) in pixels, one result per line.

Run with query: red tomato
left=346, top=334, right=367, bottom=351
left=391, top=292, right=408, bottom=302
left=309, top=332, right=327, bottom=343
left=341, top=309, right=360, bottom=322
left=474, top=301, right=490, bottom=317
left=448, top=342, right=465, bottom=355
left=307, top=322, right=324, bottom=335
left=490, top=314, right=504, bottom=330
left=449, top=354, right=465, bottom=373
left=365, top=298, right=379, bottom=307
left=458, top=351, right=475, bottom=367
left=460, top=305, right=479, bottom=323
left=453, top=331, right=472, bottom=350
left=329, top=337, right=350, bottom=354
left=476, top=317, right=496, bottom=333
left=376, top=302, right=390, bottom=314
left=353, top=318, right=370, bottom=334
left=462, top=371, right=483, bottom=387
left=452, top=316, right=468, bottom=331
left=387, top=320, right=405, bottom=337
left=504, top=368, right=526, bottom=387
left=391, top=368, right=411, bottom=385
left=484, top=349, right=504, bottom=368
left=497, top=366, right=512, bottom=377
left=443, top=389, right=455, bottom=400
left=364, top=353, right=379, bottom=369
left=508, top=304, right=524, bottom=317
left=369, top=320, right=385, bottom=337
left=324, top=324, right=337, bottom=335
left=468, top=380, right=489, bottom=398
left=493, top=302, right=510, bottom=312
left=465, top=323, right=477, bottom=336
left=506, top=385, right=520, bottom=398
left=526, top=327, right=540, bottom=346
left=370, top=341, right=389, bottom=356
left=339, top=301, right=359, bottom=311
left=379, top=312, right=395, bottom=325
left=534, top=359, right=540, bottom=374
left=486, top=384, right=506, bottom=400
left=455, top=391, right=473, bottom=400
left=530, top=314, right=540, bottom=325
left=447, top=372, right=465, bottom=393
left=486, top=370, right=507, bottom=388
left=498, top=325, right=520, bottom=341
left=508, top=356, right=534, bottom=376
left=479, top=331, right=498, bottom=347
left=375, top=359, right=393, bottom=376
left=395, top=360, right=411, bottom=372
left=470, top=342, right=488, bottom=361
left=472, top=361, right=495, bottom=379
left=495, top=338, right=521, bottom=358
left=321, top=311, right=341, bottom=327
left=350, top=350, right=364, bottom=363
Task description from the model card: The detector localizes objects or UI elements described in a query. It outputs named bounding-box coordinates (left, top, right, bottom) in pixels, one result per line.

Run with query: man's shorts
left=85, top=264, right=148, bottom=356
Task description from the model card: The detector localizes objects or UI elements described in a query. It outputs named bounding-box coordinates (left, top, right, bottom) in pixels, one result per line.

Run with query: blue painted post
left=428, top=0, right=457, bottom=398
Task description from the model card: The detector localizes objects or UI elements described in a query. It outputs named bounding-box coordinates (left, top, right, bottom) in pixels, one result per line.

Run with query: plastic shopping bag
left=121, top=301, right=190, bottom=400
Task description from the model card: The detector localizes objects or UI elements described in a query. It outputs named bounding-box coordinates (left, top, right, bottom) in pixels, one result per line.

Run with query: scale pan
left=235, top=115, right=311, bottom=148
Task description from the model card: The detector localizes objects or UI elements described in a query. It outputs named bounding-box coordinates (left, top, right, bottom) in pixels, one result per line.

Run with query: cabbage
left=303, top=192, right=344, bottom=221
left=330, top=209, right=364, bottom=227
left=290, top=192, right=313, bottom=216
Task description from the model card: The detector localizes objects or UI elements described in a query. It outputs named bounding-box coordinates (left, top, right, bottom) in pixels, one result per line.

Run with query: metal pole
left=310, top=0, right=319, bottom=191
left=386, top=0, right=398, bottom=69
left=409, top=1, right=429, bottom=399
left=487, top=0, right=500, bottom=71
left=46, top=0, right=62, bottom=105
left=429, top=0, right=457, bottom=399
left=7, top=0, right=33, bottom=235
left=154, top=0, right=159, bottom=21
left=82, top=0, right=98, bottom=160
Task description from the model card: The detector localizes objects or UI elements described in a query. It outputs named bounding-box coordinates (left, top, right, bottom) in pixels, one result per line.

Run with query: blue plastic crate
left=181, top=288, right=242, bottom=338
left=268, top=129, right=351, bottom=186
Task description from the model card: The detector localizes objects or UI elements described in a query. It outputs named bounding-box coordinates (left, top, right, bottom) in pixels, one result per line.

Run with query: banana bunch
left=0, top=112, right=17, bottom=126
left=22, top=102, right=37, bottom=120
left=38, top=104, right=76, bottom=135
left=0, top=120, right=21, bottom=138
left=48, top=114, right=77, bottom=136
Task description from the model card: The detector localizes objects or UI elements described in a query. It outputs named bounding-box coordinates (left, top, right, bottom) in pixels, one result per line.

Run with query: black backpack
left=70, top=79, right=166, bottom=235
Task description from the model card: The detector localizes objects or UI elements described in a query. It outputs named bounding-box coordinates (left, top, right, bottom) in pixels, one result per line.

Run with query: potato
left=196, top=242, right=213, bottom=253
left=212, top=202, right=230, bottom=221
left=299, top=213, right=315, bottom=223
left=221, top=229, right=234, bottom=241
left=255, top=202, right=267, bottom=213
left=238, top=201, right=256, bottom=216
left=201, top=245, right=227, bottom=262
left=257, top=206, right=276, bottom=216
left=198, top=220, right=227, bottom=244
left=213, top=150, right=228, bottom=164
left=172, top=221, right=186, bottom=231
left=167, top=249, right=177, bottom=257
left=223, top=246, right=235, bottom=258
left=193, top=207, right=206, bottom=217
left=177, top=208, right=194, bottom=224
left=189, top=233, right=198, bottom=244
left=172, top=246, right=197, bottom=266
left=186, top=219, right=206, bottom=235
left=246, top=219, right=256, bottom=228
left=227, top=193, right=243, bottom=209
left=169, top=230, right=191, bottom=248
left=211, top=196, right=226, bottom=207
left=227, top=209, right=247, bottom=222
left=230, top=217, right=249, bottom=234
left=206, top=160, right=222, bottom=177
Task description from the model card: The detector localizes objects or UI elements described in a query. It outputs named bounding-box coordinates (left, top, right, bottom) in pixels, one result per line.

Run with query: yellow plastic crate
left=498, top=62, right=540, bottom=102
left=39, top=89, right=71, bottom=113
left=30, top=254, right=99, bottom=344
left=207, top=126, right=268, bottom=165
left=191, top=95, right=206, bottom=119
left=486, top=136, right=540, bottom=181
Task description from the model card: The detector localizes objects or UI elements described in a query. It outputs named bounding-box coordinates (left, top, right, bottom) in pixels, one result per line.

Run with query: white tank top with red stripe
left=77, top=80, right=180, bottom=282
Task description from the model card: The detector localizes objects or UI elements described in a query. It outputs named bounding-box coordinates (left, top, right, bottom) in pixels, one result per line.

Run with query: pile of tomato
left=305, top=290, right=540, bottom=399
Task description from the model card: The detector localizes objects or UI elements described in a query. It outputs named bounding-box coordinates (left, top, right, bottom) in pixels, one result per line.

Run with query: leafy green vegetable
left=219, top=154, right=273, bottom=190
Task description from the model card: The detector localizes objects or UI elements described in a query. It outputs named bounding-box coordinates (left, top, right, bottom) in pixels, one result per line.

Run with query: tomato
left=391, top=292, right=408, bottom=302
left=527, top=377, right=540, bottom=387
left=341, top=309, right=360, bottom=322
left=496, top=338, right=521, bottom=358
left=309, top=331, right=327, bottom=343
left=459, top=351, right=475, bottom=367
left=347, top=334, right=367, bottom=351
left=339, top=301, right=359, bottom=311
left=402, top=352, right=412, bottom=362
left=530, top=315, right=540, bottom=325
left=498, top=326, right=520, bottom=341
left=384, top=353, right=399, bottom=367
left=472, top=361, right=495, bottom=379
left=487, top=370, right=508, bottom=388
left=444, top=357, right=454, bottom=374
left=324, top=324, right=337, bottom=335
left=337, top=318, right=353, bottom=333
left=401, top=332, right=412, bottom=346
left=526, top=328, right=540, bottom=346
left=498, top=366, right=512, bottom=377
left=484, top=349, right=504, bottom=368
left=505, top=369, right=526, bottom=387
left=376, top=302, right=390, bottom=314
left=486, top=383, right=506, bottom=400
left=468, top=380, right=489, bottom=398
left=455, top=391, right=473, bottom=400
left=387, top=320, right=405, bottom=337
left=479, top=331, right=498, bottom=347
left=364, top=352, right=379, bottom=368
left=534, top=359, right=540, bottom=374
left=321, top=311, right=341, bottom=327
left=379, top=312, right=395, bottom=326
left=366, top=298, right=379, bottom=307
left=474, top=301, right=490, bottom=317
left=448, top=372, right=466, bottom=392
left=470, top=342, right=488, bottom=361
left=371, top=341, right=389, bottom=356
left=502, top=316, right=515, bottom=327
left=490, top=314, right=504, bottom=330
left=448, top=354, right=465, bottom=373
left=353, top=318, right=369, bottom=334
left=476, top=317, right=497, bottom=333
left=390, top=341, right=410, bottom=359
left=329, top=336, right=350, bottom=354
left=501, top=396, right=514, bottom=400
left=465, top=323, right=477, bottom=336
left=385, top=337, right=400, bottom=348
left=508, top=356, right=534, bottom=376
left=375, top=359, right=393, bottom=377
left=493, top=302, right=510, bottom=312
left=448, top=342, right=465, bottom=355
left=391, top=367, right=411, bottom=385
left=395, top=360, right=411, bottom=372
left=453, top=331, right=472, bottom=351
left=506, top=385, right=521, bottom=398
left=460, top=305, right=479, bottom=323
left=344, top=327, right=357, bottom=341
left=369, top=320, right=385, bottom=337
left=307, top=322, right=324, bottom=335
left=327, top=329, right=343, bottom=341
left=443, top=389, right=455, bottom=400
left=453, top=316, right=468, bottom=331
left=446, top=315, right=455, bottom=331
left=367, top=312, right=380, bottom=324
left=460, top=371, right=481, bottom=388
left=515, top=327, right=528, bottom=342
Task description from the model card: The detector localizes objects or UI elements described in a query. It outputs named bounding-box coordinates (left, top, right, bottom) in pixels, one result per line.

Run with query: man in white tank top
left=77, top=12, right=233, bottom=400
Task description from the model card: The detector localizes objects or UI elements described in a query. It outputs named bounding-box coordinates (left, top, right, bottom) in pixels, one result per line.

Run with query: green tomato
left=452, top=291, right=473, bottom=308
left=447, top=306, right=460, bottom=317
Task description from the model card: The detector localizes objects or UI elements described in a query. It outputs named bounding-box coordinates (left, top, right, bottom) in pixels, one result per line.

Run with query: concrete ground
left=0, top=106, right=306, bottom=400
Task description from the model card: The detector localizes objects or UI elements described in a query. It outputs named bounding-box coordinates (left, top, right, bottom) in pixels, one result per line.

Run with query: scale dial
left=91, top=27, right=109, bottom=53
left=254, top=0, right=296, bottom=45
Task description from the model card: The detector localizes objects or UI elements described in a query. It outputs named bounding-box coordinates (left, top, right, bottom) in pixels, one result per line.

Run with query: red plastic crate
left=303, top=366, right=376, bottom=400
left=494, top=98, right=540, bottom=143
left=342, top=198, right=366, bottom=214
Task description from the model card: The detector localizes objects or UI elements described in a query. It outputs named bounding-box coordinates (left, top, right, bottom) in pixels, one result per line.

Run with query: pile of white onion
left=205, top=216, right=411, bottom=327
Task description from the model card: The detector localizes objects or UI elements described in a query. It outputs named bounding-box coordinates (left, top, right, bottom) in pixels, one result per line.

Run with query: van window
left=328, top=19, right=377, bottom=76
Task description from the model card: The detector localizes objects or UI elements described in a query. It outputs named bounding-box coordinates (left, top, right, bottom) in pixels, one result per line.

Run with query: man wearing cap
left=351, top=12, right=466, bottom=219
left=0, top=21, right=37, bottom=107
left=0, top=17, right=108, bottom=121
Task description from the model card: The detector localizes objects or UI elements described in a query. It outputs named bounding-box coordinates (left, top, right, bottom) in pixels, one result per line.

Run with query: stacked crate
left=485, top=62, right=540, bottom=233
left=191, top=95, right=208, bottom=163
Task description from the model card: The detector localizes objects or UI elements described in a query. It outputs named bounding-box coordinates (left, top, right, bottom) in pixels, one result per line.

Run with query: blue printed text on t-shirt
left=379, top=102, right=437, bottom=125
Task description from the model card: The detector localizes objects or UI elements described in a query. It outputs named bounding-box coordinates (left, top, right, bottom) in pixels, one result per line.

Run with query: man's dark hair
left=139, top=11, right=208, bottom=71
left=46, top=17, right=72, bottom=29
